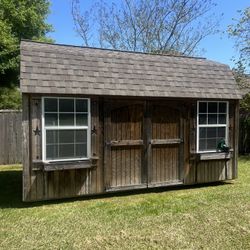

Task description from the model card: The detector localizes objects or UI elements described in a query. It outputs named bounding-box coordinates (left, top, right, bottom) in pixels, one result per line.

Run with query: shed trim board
left=20, top=40, right=241, bottom=201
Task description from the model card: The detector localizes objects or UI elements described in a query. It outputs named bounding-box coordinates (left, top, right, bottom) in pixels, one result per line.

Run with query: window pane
left=45, top=98, right=57, bottom=112
left=208, top=114, right=217, bottom=124
left=208, top=102, right=217, bottom=113
left=44, top=97, right=90, bottom=160
left=218, top=127, right=226, bottom=138
left=207, top=139, right=216, bottom=150
left=75, top=143, right=87, bottom=157
left=76, top=99, right=88, bottom=112
left=75, top=130, right=87, bottom=143
left=207, top=127, right=216, bottom=138
left=59, top=130, right=74, bottom=144
left=76, top=114, right=88, bottom=126
left=59, top=113, right=74, bottom=126
left=199, top=102, right=207, bottom=113
left=218, top=114, right=226, bottom=124
left=198, top=101, right=228, bottom=152
left=59, top=99, right=74, bottom=112
left=219, top=103, right=227, bottom=113
left=45, top=113, right=58, bottom=126
left=199, top=139, right=206, bottom=151
left=199, top=128, right=206, bottom=138
left=199, top=114, right=207, bottom=124
left=46, top=145, right=58, bottom=160
left=59, top=144, right=74, bottom=158
left=46, top=130, right=58, bottom=144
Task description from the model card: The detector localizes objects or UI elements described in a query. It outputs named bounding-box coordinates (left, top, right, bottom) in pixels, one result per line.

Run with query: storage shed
left=20, top=40, right=242, bottom=201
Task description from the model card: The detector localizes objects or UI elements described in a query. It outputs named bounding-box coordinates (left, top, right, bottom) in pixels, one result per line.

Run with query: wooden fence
left=0, top=110, right=22, bottom=165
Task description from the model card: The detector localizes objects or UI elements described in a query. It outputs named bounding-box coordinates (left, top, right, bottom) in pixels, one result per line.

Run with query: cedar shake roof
left=20, top=40, right=242, bottom=99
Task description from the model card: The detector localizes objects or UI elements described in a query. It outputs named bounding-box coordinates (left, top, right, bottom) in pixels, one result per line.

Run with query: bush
left=0, top=86, right=21, bottom=110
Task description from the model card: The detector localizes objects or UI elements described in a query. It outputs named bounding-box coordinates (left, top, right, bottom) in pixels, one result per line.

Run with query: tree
left=0, top=0, right=53, bottom=109
left=0, top=0, right=53, bottom=88
left=229, top=7, right=250, bottom=153
left=0, top=87, right=21, bottom=110
left=229, top=7, right=250, bottom=112
left=72, top=0, right=219, bottom=56
left=228, top=7, right=250, bottom=73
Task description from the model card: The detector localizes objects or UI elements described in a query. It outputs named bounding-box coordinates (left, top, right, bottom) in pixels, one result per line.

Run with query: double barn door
left=104, top=101, right=184, bottom=191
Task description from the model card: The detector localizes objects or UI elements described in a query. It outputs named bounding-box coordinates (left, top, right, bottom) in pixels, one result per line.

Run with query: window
left=197, top=101, right=228, bottom=152
left=42, top=97, right=90, bottom=162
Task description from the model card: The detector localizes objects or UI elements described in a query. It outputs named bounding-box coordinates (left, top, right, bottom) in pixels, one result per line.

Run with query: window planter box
left=32, top=157, right=98, bottom=171
left=190, top=150, right=233, bottom=161
left=192, top=150, right=233, bottom=161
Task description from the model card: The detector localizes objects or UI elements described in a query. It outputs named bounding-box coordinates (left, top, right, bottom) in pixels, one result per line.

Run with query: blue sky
left=47, top=0, right=249, bottom=68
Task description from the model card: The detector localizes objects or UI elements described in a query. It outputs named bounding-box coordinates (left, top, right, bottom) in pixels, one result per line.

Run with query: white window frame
left=197, top=101, right=229, bottom=153
left=42, top=96, right=91, bottom=163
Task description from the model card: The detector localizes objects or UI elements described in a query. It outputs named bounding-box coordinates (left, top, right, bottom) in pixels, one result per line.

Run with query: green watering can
left=217, top=139, right=230, bottom=153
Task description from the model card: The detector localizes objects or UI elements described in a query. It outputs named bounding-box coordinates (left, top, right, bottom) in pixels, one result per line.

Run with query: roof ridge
left=21, top=39, right=206, bottom=60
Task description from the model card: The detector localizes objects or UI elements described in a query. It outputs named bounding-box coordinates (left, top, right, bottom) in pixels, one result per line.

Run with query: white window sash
left=42, top=97, right=91, bottom=162
left=197, top=101, right=229, bottom=153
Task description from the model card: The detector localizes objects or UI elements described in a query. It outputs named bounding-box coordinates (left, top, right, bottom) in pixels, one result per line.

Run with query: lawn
left=0, top=157, right=249, bottom=250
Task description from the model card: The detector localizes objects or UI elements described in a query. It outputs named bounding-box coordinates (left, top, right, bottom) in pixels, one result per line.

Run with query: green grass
left=0, top=158, right=250, bottom=249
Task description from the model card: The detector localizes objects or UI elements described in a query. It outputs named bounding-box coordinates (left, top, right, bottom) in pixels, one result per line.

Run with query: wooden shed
left=20, top=40, right=242, bottom=202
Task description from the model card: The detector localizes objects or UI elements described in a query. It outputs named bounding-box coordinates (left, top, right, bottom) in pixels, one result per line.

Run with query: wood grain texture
left=196, top=160, right=226, bottom=183
left=150, top=139, right=182, bottom=145
left=30, top=98, right=42, bottom=163
left=23, top=96, right=105, bottom=201
left=233, top=100, right=239, bottom=179
left=199, top=152, right=232, bottom=160
left=150, top=102, right=183, bottom=185
left=22, top=97, right=239, bottom=201
left=105, top=102, right=144, bottom=189
left=22, top=94, right=31, bottom=201
left=110, top=140, right=143, bottom=146
left=0, top=110, right=22, bottom=164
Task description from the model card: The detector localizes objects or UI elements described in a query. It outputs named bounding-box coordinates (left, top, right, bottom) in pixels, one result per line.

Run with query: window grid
left=42, top=97, right=90, bottom=162
left=197, top=101, right=228, bottom=153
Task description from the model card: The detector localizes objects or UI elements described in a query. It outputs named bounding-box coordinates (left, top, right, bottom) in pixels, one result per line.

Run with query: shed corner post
left=233, top=100, right=240, bottom=179
left=22, top=93, right=31, bottom=201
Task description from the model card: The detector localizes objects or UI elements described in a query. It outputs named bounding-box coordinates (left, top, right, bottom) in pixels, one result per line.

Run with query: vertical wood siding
left=23, top=95, right=103, bottom=201
left=22, top=97, right=239, bottom=201
left=0, top=110, right=22, bottom=164
left=105, top=102, right=144, bottom=190
left=184, top=101, right=239, bottom=185
left=149, top=103, right=182, bottom=185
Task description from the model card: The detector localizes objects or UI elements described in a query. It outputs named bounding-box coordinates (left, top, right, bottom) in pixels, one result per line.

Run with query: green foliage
left=0, top=0, right=53, bottom=87
left=233, top=62, right=250, bottom=154
left=228, top=7, right=250, bottom=71
left=232, top=61, right=250, bottom=138
left=241, top=93, right=250, bottom=113
left=0, top=86, right=21, bottom=110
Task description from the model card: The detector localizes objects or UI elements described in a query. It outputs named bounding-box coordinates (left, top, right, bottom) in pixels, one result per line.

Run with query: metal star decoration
left=33, top=126, right=41, bottom=136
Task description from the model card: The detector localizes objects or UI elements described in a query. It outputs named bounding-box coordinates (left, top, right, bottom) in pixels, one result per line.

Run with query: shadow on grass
left=0, top=169, right=233, bottom=209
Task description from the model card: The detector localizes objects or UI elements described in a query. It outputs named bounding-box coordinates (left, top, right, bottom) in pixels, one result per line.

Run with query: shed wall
left=22, top=94, right=104, bottom=201
left=22, top=94, right=239, bottom=201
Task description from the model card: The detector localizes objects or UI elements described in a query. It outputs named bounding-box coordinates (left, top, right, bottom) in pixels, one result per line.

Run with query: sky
left=47, top=0, right=249, bottom=69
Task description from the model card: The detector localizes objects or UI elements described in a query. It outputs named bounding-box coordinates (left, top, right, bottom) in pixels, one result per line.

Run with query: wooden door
left=104, top=101, right=146, bottom=191
left=148, top=103, right=184, bottom=187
